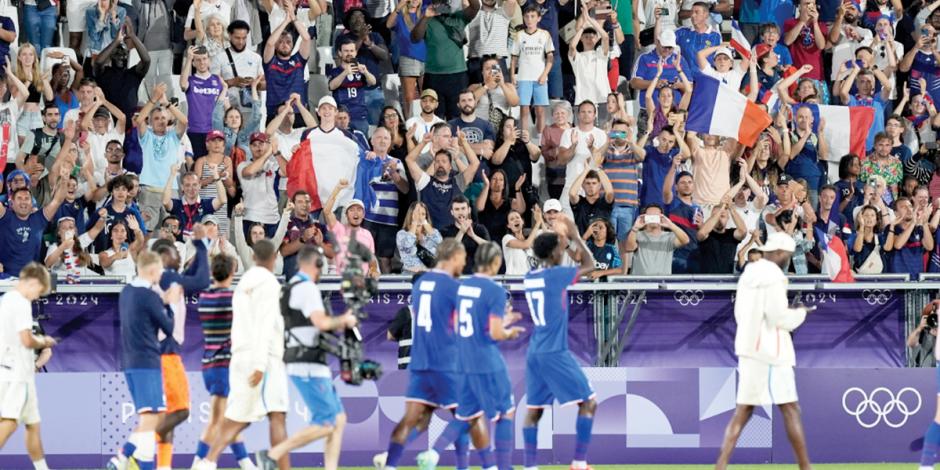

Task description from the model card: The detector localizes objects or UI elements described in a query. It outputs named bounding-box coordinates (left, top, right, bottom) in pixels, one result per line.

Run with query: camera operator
left=909, top=300, right=939, bottom=367
left=255, top=245, right=358, bottom=470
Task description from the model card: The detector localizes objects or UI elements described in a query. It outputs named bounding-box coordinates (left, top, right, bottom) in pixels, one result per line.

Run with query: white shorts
left=0, top=380, right=40, bottom=425
left=67, top=0, right=95, bottom=32
left=736, top=357, right=798, bottom=406
left=225, top=355, right=289, bottom=423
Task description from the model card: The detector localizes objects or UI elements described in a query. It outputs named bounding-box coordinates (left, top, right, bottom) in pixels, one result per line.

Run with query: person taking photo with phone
left=624, top=203, right=690, bottom=275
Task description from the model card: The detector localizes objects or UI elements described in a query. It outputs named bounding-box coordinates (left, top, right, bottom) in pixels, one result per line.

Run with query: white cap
left=318, top=95, right=338, bottom=109
left=758, top=233, right=796, bottom=253
left=345, top=198, right=365, bottom=212
left=659, top=29, right=677, bottom=48
left=714, top=47, right=734, bottom=59
left=543, top=199, right=562, bottom=213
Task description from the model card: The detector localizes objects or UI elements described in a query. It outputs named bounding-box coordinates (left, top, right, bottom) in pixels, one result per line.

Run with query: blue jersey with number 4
left=524, top=266, right=579, bottom=354
left=409, top=270, right=459, bottom=371
left=456, top=275, right=507, bottom=374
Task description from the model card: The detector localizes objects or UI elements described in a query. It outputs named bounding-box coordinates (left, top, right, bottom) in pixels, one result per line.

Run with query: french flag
left=730, top=21, right=751, bottom=60
left=686, top=75, right=772, bottom=146
left=791, top=104, right=875, bottom=159
left=287, top=139, right=324, bottom=211
left=815, top=227, right=855, bottom=283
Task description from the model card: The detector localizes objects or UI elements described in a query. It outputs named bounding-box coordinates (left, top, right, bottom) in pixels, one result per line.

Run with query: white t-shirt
left=572, top=49, right=611, bottom=107
left=0, top=100, right=20, bottom=164
left=103, top=248, right=137, bottom=281
left=0, top=290, right=36, bottom=382
left=238, top=158, right=280, bottom=224
left=220, top=47, right=264, bottom=104
left=502, top=233, right=536, bottom=275
left=405, top=115, right=445, bottom=145
left=285, top=279, right=331, bottom=378
left=88, top=129, right=124, bottom=182
left=276, top=127, right=304, bottom=191
left=512, top=29, right=555, bottom=82
left=46, top=234, right=101, bottom=278
left=701, top=65, right=744, bottom=92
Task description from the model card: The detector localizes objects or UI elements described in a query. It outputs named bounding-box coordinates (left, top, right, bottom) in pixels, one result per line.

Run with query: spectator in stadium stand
left=490, top=116, right=540, bottom=208
left=827, top=2, right=872, bottom=82
left=416, top=122, right=473, bottom=190
left=266, top=94, right=318, bottom=208
left=406, top=130, right=481, bottom=228
left=851, top=205, right=890, bottom=274
left=263, top=12, right=311, bottom=124
left=329, top=35, right=380, bottom=134
left=568, top=11, right=611, bottom=109
left=185, top=0, right=232, bottom=43
left=386, top=0, right=427, bottom=121
left=336, top=7, right=390, bottom=126
left=630, top=29, right=692, bottom=136
left=449, top=89, right=496, bottom=161
left=839, top=67, right=892, bottom=151
left=238, top=132, right=281, bottom=238
left=135, top=83, right=189, bottom=231
left=94, top=19, right=151, bottom=124
left=219, top=21, right=265, bottom=117
left=778, top=106, right=827, bottom=209
left=233, top=202, right=291, bottom=274
left=321, top=179, right=381, bottom=275
left=674, top=2, right=722, bottom=77
left=45, top=215, right=106, bottom=278
left=639, top=125, right=688, bottom=208
left=336, top=105, right=371, bottom=150
left=81, top=97, right=126, bottom=182
left=568, top=166, right=614, bottom=236
left=280, top=190, right=335, bottom=279
left=379, top=107, right=411, bottom=161
left=625, top=203, right=690, bottom=275
left=862, top=132, right=903, bottom=198
left=503, top=207, right=543, bottom=275
left=584, top=218, right=623, bottom=279
left=783, top=0, right=828, bottom=81
left=397, top=201, right=442, bottom=274
left=440, top=195, right=491, bottom=274
left=358, top=126, right=409, bottom=273
left=909, top=300, right=939, bottom=367
left=511, top=4, right=554, bottom=136
left=541, top=101, right=572, bottom=199
left=465, top=0, right=515, bottom=84
left=89, top=173, right=148, bottom=249
left=85, top=0, right=126, bottom=58
left=412, top=0, right=481, bottom=120
left=663, top=160, right=702, bottom=274
left=696, top=194, right=747, bottom=274
left=477, top=168, right=523, bottom=244
left=557, top=101, right=607, bottom=215
left=890, top=197, right=934, bottom=277
left=405, top=89, right=445, bottom=143
left=180, top=46, right=225, bottom=159
left=686, top=132, right=740, bottom=209
left=0, top=168, right=67, bottom=276
left=212, top=79, right=264, bottom=158
left=471, top=55, right=519, bottom=131
left=161, top=164, right=228, bottom=240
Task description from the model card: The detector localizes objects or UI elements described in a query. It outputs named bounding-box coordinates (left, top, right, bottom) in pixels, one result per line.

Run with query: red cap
left=206, top=129, right=225, bottom=141
left=250, top=132, right=269, bottom=144
left=754, top=43, right=773, bottom=59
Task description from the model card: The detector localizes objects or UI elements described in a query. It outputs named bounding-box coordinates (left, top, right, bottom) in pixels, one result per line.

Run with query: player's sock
left=494, top=417, right=513, bottom=470
left=121, top=438, right=138, bottom=459
left=921, top=421, right=940, bottom=466
left=385, top=440, right=405, bottom=470
left=195, top=440, right=210, bottom=460
left=230, top=441, right=255, bottom=469
left=571, top=414, right=594, bottom=467
left=433, top=420, right=470, bottom=453
left=523, top=426, right=538, bottom=469
left=454, top=429, right=471, bottom=470
left=156, top=436, right=172, bottom=470
left=31, top=459, right=49, bottom=470
left=132, top=432, right=156, bottom=470
left=477, top=446, right=495, bottom=469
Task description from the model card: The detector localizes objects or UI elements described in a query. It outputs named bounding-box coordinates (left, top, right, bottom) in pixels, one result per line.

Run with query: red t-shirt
left=784, top=19, right=828, bottom=81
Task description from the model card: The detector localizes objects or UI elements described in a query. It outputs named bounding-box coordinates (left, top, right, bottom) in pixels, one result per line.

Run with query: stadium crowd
left=0, top=0, right=939, bottom=280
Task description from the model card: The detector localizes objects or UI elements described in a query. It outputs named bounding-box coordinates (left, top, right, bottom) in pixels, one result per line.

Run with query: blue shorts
left=406, top=370, right=459, bottom=409
left=518, top=80, right=550, bottom=106
left=125, top=368, right=166, bottom=414
left=611, top=205, right=638, bottom=242
left=291, top=376, right=345, bottom=426
left=456, top=370, right=515, bottom=421
left=525, top=352, right=595, bottom=408
left=202, top=366, right=230, bottom=397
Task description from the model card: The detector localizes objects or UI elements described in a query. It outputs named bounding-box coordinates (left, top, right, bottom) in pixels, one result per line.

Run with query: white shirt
left=502, top=232, right=536, bottom=275
left=405, top=114, right=445, bottom=145
left=701, top=64, right=744, bottom=92
left=559, top=126, right=607, bottom=184
left=238, top=158, right=280, bottom=224
left=572, top=49, right=612, bottom=106
left=830, top=27, right=874, bottom=81
left=103, top=248, right=137, bottom=281
left=232, top=265, right=284, bottom=373
left=88, top=129, right=124, bottom=182
left=276, top=127, right=304, bottom=191
left=733, top=259, right=807, bottom=366
left=0, top=290, right=35, bottom=382
left=306, top=127, right=361, bottom=209
left=512, top=29, right=555, bottom=82
left=285, top=278, right=331, bottom=378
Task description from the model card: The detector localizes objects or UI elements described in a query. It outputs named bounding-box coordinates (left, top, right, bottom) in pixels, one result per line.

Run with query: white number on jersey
left=525, top=291, right=546, bottom=327
left=457, top=299, right=475, bottom=338
left=416, top=293, right=432, bottom=333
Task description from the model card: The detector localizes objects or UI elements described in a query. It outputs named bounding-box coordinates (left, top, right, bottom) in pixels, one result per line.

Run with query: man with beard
left=405, top=131, right=480, bottom=227
left=335, top=8, right=389, bottom=127
left=447, top=89, right=495, bottom=160
left=417, top=123, right=473, bottom=190
left=92, top=140, right=130, bottom=201
left=221, top=21, right=266, bottom=116
left=0, top=167, right=68, bottom=275
left=263, top=13, right=312, bottom=122
left=280, top=190, right=336, bottom=279
left=405, top=89, right=445, bottom=143
left=440, top=195, right=490, bottom=274
left=16, top=106, right=62, bottom=173
left=80, top=90, right=126, bottom=181
left=322, top=178, right=380, bottom=275
left=94, top=18, right=151, bottom=122
left=663, top=158, right=703, bottom=274
left=329, top=37, right=377, bottom=134
left=696, top=194, right=747, bottom=274
left=828, top=1, right=873, bottom=81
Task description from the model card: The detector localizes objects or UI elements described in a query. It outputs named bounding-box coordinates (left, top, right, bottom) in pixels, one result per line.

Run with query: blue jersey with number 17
left=455, top=275, right=508, bottom=374
left=409, top=270, right=459, bottom=372
left=524, top=266, right=579, bottom=354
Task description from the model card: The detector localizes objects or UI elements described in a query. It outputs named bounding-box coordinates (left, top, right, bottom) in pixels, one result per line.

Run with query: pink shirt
left=330, top=221, right=376, bottom=273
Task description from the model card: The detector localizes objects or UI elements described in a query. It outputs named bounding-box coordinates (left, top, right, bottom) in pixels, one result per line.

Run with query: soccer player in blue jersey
left=377, top=239, right=469, bottom=470
left=523, top=216, right=597, bottom=470
left=438, top=242, right=526, bottom=470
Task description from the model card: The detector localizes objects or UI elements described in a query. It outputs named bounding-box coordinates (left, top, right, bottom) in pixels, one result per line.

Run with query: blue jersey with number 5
left=409, top=270, right=459, bottom=371
left=455, top=275, right=507, bottom=374
left=524, top=266, right=579, bottom=354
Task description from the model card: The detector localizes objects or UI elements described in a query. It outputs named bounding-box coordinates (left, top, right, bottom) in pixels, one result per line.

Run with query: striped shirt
left=365, top=158, right=405, bottom=226
left=603, top=148, right=641, bottom=207
left=467, top=8, right=511, bottom=58
left=197, top=287, right=234, bottom=369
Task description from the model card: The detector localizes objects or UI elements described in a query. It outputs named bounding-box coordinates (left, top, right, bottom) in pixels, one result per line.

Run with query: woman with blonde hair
left=396, top=201, right=442, bottom=274
left=14, top=43, right=49, bottom=137
left=194, top=0, right=229, bottom=75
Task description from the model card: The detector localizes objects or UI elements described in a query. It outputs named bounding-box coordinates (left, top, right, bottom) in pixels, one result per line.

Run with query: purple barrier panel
left=620, top=289, right=905, bottom=368
left=771, top=367, right=935, bottom=463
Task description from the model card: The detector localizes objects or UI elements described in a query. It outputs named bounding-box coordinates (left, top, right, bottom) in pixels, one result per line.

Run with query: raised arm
left=322, top=178, right=350, bottom=227
left=162, top=164, right=179, bottom=211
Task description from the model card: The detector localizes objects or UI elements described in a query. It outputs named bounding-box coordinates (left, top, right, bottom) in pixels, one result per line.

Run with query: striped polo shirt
left=197, top=287, right=234, bottom=369
left=365, top=158, right=406, bottom=226
left=603, top=148, right=641, bottom=207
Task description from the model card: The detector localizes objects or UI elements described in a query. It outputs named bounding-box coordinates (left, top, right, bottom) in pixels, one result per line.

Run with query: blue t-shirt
left=185, top=74, right=223, bottom=133
left=785, top=136, right=824, bottom=190
left=0, top=210, right=48, bottom=276
left=835, top=179, right=865, bottom=222
left=395, top=12, right=427, bottom=61
left=455, top=275, right=508, bottom=374
left=170, top=198, right=217, bottom=237
left=409, top=270, right=459, bottom=371
left=54, top=92, right=79, bottom=130
left=891, top=225, right=926, bottom=277
left=667, top=198, right=700, bottom=273
left=449, top=117, right=495, bottom=146
left=264, top=53, right=308, bottom=115
left=588, top=241, right=621, bottom=271
left=54, top=198, right=88, bottom=233
left=909, top=51, right=940, bottom=105
left=674, top=26, right=721, bottom=76
left=639, top=144, right=678, bottom=207
left=328, top=66, right=369, bottom=121
left=632, top=51, right=691, bottom=109
left=524, top=265, right=578, bottom=354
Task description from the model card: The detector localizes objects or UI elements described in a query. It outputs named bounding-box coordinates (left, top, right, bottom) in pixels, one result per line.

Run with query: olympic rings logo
left=841, top=387, right=922, bottom=429
left=861, top=289, right=892, bottom=305
left=673, top=289, right=705, bottom=306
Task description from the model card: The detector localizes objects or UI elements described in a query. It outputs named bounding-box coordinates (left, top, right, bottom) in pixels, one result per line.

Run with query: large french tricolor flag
left=287, top=139, right=324, bottom=212
left=792, top=104, right=875, bottom=158
left=730, top=21, right=751, bottom=60
left=686, top=75, right=772, bottom=146
left=815, top=227, right=855, bottom=283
